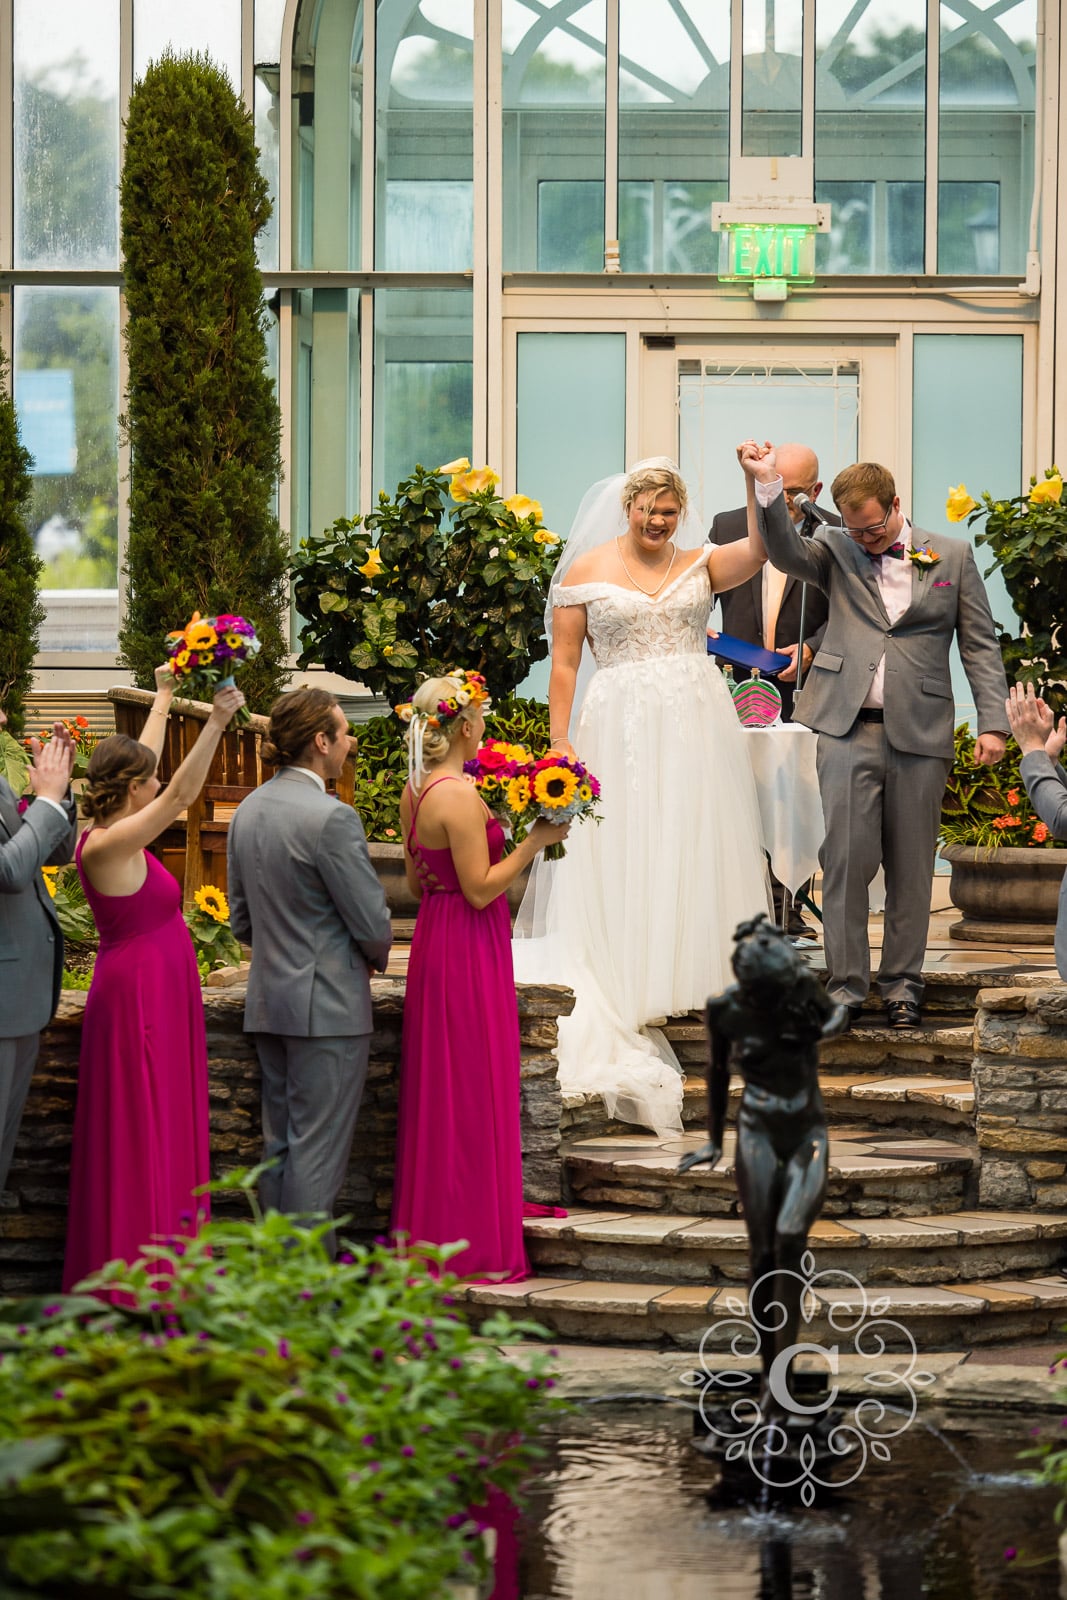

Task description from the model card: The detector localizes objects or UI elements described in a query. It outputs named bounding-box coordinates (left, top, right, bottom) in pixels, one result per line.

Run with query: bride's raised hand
left=547, top=736, right=577, bottom=760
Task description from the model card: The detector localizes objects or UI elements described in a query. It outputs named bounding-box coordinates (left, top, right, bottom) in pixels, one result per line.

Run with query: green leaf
left=0, top=729, right=31, bottom=796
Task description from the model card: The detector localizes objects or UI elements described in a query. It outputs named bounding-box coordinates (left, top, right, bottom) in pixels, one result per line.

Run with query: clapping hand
left=1006, top=682, right=1066, bottom=758
left=26, top=725, right=75, bottom=804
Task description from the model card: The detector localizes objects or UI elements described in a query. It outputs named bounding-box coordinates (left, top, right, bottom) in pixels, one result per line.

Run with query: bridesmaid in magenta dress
left=391, top=672, right=567, bottom=1282
left=63, top=670, right=244, bottom=1293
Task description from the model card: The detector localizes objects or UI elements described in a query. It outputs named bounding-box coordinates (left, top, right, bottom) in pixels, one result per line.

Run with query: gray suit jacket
left=227, top=769, right=392, bottom=1038
left=1019, top=750, right=1067, bottom=980
left=758, top=494, right=1008, bottom=759
left=0, top=780, right=77, bottom=1038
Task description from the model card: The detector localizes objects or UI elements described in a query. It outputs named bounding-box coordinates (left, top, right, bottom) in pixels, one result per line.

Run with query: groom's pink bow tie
left=865, top=542, right=905, bottom=561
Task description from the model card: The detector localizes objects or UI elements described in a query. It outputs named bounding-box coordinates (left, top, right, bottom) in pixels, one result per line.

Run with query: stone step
left=563, top=1131, right=976, bottom=1218
left=524, top=1205, right=1067, bottom=1287
left=464, top=1271, right=1067, bottom=1351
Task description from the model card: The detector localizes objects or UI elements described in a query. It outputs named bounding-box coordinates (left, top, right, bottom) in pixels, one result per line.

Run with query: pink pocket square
left=933, top=579, right=953, bottom=588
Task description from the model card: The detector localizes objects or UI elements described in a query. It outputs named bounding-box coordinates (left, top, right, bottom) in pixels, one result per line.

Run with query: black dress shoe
left=837, top=1004, right=865, bottom=1033
left=886, top=1000, right=921, bottom=1030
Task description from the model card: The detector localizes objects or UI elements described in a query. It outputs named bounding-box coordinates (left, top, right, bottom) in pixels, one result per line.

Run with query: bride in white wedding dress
left=513, top=454, right=771, bottom=1136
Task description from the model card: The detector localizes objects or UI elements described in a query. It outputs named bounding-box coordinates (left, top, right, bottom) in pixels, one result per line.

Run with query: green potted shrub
left=938, top=471, right=1067, bottom=939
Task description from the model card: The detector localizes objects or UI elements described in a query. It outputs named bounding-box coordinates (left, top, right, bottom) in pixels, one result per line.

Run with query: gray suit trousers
left=817, top=722, right=950, bottom=1008
left=0, top=1034, right=40, bottom=1197
left=253, top=1033, right=370, bottom=1256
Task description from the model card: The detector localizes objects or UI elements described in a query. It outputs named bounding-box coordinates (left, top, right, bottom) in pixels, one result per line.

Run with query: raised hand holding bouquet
left=528, top=752, right=601, bottom=859
left=163, top=611, right=260, bottom=723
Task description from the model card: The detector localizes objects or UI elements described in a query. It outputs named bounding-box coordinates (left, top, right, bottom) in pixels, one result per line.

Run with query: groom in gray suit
left=746, top=448, right=1008, bottom=1029
left=228, top=688, right=391, bottom=1248
left=0, top=709, right=77, bottom=1195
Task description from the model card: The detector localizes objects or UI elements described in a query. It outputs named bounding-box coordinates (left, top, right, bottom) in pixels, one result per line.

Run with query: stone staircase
left=466, top=967, right=1067, bottom=1349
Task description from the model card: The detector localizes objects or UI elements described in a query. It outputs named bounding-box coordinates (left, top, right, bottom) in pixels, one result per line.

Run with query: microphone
left=791, top=492, right=832, bottom=528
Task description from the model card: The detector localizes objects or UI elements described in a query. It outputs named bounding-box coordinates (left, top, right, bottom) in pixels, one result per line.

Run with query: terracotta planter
left=368, top=841, right=531, bottom=929
left=940, top=843, right=1065, bottom=944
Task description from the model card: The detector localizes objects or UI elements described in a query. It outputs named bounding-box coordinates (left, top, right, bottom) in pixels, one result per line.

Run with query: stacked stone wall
left=0, top=979, right=572, bottom=1295
left=974, top=983, right=1067, bottom=1209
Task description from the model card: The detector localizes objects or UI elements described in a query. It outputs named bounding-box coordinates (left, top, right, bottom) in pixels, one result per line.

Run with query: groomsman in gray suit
left=0, top=709, right=77, bottom=1195
left=227, top=688, right=392, bottom=1248
left=744, top=447, right=1009, bottom=1030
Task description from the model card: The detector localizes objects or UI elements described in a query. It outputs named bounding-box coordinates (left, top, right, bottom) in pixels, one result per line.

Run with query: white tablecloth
left=744, top=724, right=824, bottom=895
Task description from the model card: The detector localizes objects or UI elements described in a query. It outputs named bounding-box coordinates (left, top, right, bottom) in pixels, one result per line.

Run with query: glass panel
left=13, top=288, right=120, bottom=652
left=815, top=0, right=927, bottom=273
left=514, top=331, right=625, bottom=697
left=291, top=289, right=361, bottom=549
left=13, top=0, right=120, bottom=269
left=376, top=0, right=473, bottom=271
left=912, top=333, right=1022, bottom=714
left=503, top=0, right=607, bottom=271
left=619, top=0, right=727, bottom=274
left=255, top=0, right=289, bottom=59
left=255, top=70, right=282, bottom=269
left=134, top=0, right=242, bottom=84
left=291, top=1, right=364, bottom=270
left=938, top=0, right=1035, bottom=276
left=742, top=0, right=804, bottom=157
left=373, top=288, right=473, bottom=497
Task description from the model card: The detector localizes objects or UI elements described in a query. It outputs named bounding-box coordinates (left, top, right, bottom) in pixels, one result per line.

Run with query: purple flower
left=293, top=1548, right=313, bottom=1564
left=336, top=1392, right=349, bottom=1404
left=295, top=1511, right=314, bottom=1527
left=53, top=1389, right=65, bottom=1400
left=299, top=1290, right=313, bottom=1302
left=51, top=1345, right=67, bottom=1357
left=361, top=1434, right=376, bottom=1447
left=278, top=1340, right=291, bottom=1359
left=197, top=1331, right=210, bottom=1341
left=449, top=1358, right=463, bottom=1370
left=372, top=1347, right=385, bottom=1362
left=1004, top=1548, right=1017, bottom=1562
left=545, top=1378, right=556, bottom=1390
left=526, top=1378, right=540, bottom=1390
left=476, top=1455, right=490, bottom=1469
left=42, top=1304, right=59, bottom=1318
left=446, top=1513, right=466, bottom=1529
left=367, top=1462, right=381, bottom=1474
left=172, top=1242, right=187, bottom=1257
left=149, top=1301, right=162, bottom=1312
left=400, top=1321, right=413, bottom=1332
left=215, top=1267, right=227, bottom=1277
left=179, top=1212, right=192, bottom=1226
left=339, top=1252, right=355, bottom=1265
left=401, top=1445, right=415, bottom=1458
left=330, top=1346, right=343, bottom=1358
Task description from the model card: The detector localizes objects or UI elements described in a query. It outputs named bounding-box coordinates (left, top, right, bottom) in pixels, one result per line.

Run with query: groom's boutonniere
left=908, top=544, right=940, bottom=580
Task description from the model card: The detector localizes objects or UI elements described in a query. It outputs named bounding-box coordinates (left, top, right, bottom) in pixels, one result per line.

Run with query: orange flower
left=1033, top=821, right=1051, bottom=843
left=1006, top=789, right=1020, bottom=806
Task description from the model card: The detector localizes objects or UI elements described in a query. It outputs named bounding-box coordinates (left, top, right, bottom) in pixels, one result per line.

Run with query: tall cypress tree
left=0, top=344, right=43, bottom=733
left=118, top=52, right=289, bottom=706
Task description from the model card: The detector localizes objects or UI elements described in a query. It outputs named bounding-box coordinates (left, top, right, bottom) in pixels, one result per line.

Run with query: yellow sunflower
left=186, top=621, right=218, bottom=651
left=533, top=765, right=578, bottom=809
left=578, top=783, right=593, bottom=802
left=194, top=884, right=230, bottom=923
left=506, top=775, right=531, bottom=812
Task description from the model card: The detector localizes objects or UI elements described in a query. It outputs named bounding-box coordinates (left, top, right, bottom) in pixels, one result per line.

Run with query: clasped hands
left=1006, top=682, right=1067, bottom=760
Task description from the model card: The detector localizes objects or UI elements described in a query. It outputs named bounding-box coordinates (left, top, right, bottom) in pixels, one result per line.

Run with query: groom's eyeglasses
left=842, top=509, right=893, bottom=539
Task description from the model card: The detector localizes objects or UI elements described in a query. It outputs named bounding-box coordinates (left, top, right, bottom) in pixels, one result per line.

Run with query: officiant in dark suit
left=710, top=442, right=834, bottom=721
left=710, top=443, right=834, bottom=933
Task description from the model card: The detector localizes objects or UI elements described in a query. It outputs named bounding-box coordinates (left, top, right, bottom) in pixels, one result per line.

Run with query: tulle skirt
left=513, top=652, right=770, bottom=1134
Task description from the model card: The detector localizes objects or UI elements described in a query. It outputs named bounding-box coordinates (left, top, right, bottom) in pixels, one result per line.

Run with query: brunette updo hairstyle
left=408, top=674, right=476, bottom=769
left=261, top=687, right=341, bottom=767
left=81, top=736, right=158, bottom=824
left=621, top=461, right=688, bottom=520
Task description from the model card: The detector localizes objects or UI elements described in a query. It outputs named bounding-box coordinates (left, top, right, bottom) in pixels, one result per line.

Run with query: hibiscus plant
left=291, top=461, right=563, bottom=703
left=947, top=467, right=1067, bottom=713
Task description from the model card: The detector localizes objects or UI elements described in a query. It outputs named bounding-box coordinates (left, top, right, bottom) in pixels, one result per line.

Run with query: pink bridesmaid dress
left=391, top=777, right=527, bottom=1282
left=63, top=834, right=211, bottom=1292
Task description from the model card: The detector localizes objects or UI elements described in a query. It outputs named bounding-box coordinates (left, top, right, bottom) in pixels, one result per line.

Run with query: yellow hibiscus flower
left=451, top=465, right=501, bottom=501
left=1030, top=474, right=1064, bottom=506
left=945, top=484, right=977, bottom=523
left=194, top=884, right=230, bottom=923
left=438, top=456, right=471, bottom=476
left=504, top=493, right=543, bottom=524
left=533, top=765, right=578, bottom=809
left=358, top=545, right=384, bottom=582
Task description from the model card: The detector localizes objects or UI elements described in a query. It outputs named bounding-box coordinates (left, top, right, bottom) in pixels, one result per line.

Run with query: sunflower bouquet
left=463, top=739, right=537, bottom=850
left=526, top=754, right=601, bottom=859
left=462, top=742, right=601, bottom=859
left=163, top=611, right=260, bottom=723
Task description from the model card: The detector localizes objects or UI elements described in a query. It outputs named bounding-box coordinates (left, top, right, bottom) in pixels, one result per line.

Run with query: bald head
left=777, top=444, right=820, bottom=494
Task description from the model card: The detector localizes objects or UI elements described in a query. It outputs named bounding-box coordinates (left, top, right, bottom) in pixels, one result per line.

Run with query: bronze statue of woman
left=680, top=914, right=848, bottom=1420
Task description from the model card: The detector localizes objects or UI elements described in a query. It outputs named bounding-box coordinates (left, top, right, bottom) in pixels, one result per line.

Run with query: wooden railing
left=107, top=688, right=356, bottom=905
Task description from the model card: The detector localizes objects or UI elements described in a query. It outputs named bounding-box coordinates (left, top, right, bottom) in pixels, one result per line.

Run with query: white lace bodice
left=554, top=555, right=712, bottom=668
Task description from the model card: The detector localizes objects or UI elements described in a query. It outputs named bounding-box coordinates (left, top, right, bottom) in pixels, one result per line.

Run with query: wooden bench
left=107, top=687, right=356, bottom=905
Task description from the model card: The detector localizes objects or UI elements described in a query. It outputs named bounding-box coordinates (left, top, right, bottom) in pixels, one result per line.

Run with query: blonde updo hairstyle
left=407, top=674, right=479, bottom=774
left=621, top=462, right=688, bottom=522
left=81, top=735, right=158, bottom=824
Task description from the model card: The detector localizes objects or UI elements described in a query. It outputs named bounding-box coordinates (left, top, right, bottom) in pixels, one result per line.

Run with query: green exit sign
left=718, top=223, right=817, bottom=283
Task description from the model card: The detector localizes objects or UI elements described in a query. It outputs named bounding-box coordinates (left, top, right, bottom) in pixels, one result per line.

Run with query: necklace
left=615, top=536, right=678, bottom=597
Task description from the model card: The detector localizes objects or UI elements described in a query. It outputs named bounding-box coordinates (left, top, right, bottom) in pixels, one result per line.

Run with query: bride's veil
left=514, top=455, right=706, bottom=941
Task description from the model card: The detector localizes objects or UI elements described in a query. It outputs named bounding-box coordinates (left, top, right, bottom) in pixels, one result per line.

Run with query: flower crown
left=394, top=670, right=492, bottom=731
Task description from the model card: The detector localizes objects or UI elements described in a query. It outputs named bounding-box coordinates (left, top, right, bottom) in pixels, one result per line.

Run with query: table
left=744, top=724, right=824, bottom=895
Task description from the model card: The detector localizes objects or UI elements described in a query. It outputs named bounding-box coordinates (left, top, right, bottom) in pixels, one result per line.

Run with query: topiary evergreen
left=0, top=343, right=43, bottom=733
left=117, top=52, right=289, bottom=707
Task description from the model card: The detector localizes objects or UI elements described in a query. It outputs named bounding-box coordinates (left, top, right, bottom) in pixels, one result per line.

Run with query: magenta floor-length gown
left=63, top=834, right=211, bottom=1292
left=392, top=777, right=527, bottom=1282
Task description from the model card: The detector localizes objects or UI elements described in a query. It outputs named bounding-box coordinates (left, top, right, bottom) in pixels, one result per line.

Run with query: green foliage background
left=940, top=722, right=1065, bottom=850
left=0, top=343, right=43, bottom=733
left=117, top=53, right=289, bottom=709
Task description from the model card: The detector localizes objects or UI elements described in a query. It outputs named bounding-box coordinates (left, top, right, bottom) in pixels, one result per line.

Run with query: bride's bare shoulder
left=560, top=540, right=617, bottom=586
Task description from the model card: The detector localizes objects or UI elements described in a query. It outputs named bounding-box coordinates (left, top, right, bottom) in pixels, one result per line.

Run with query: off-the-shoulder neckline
left=557, top=550, right=710, bottom=604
